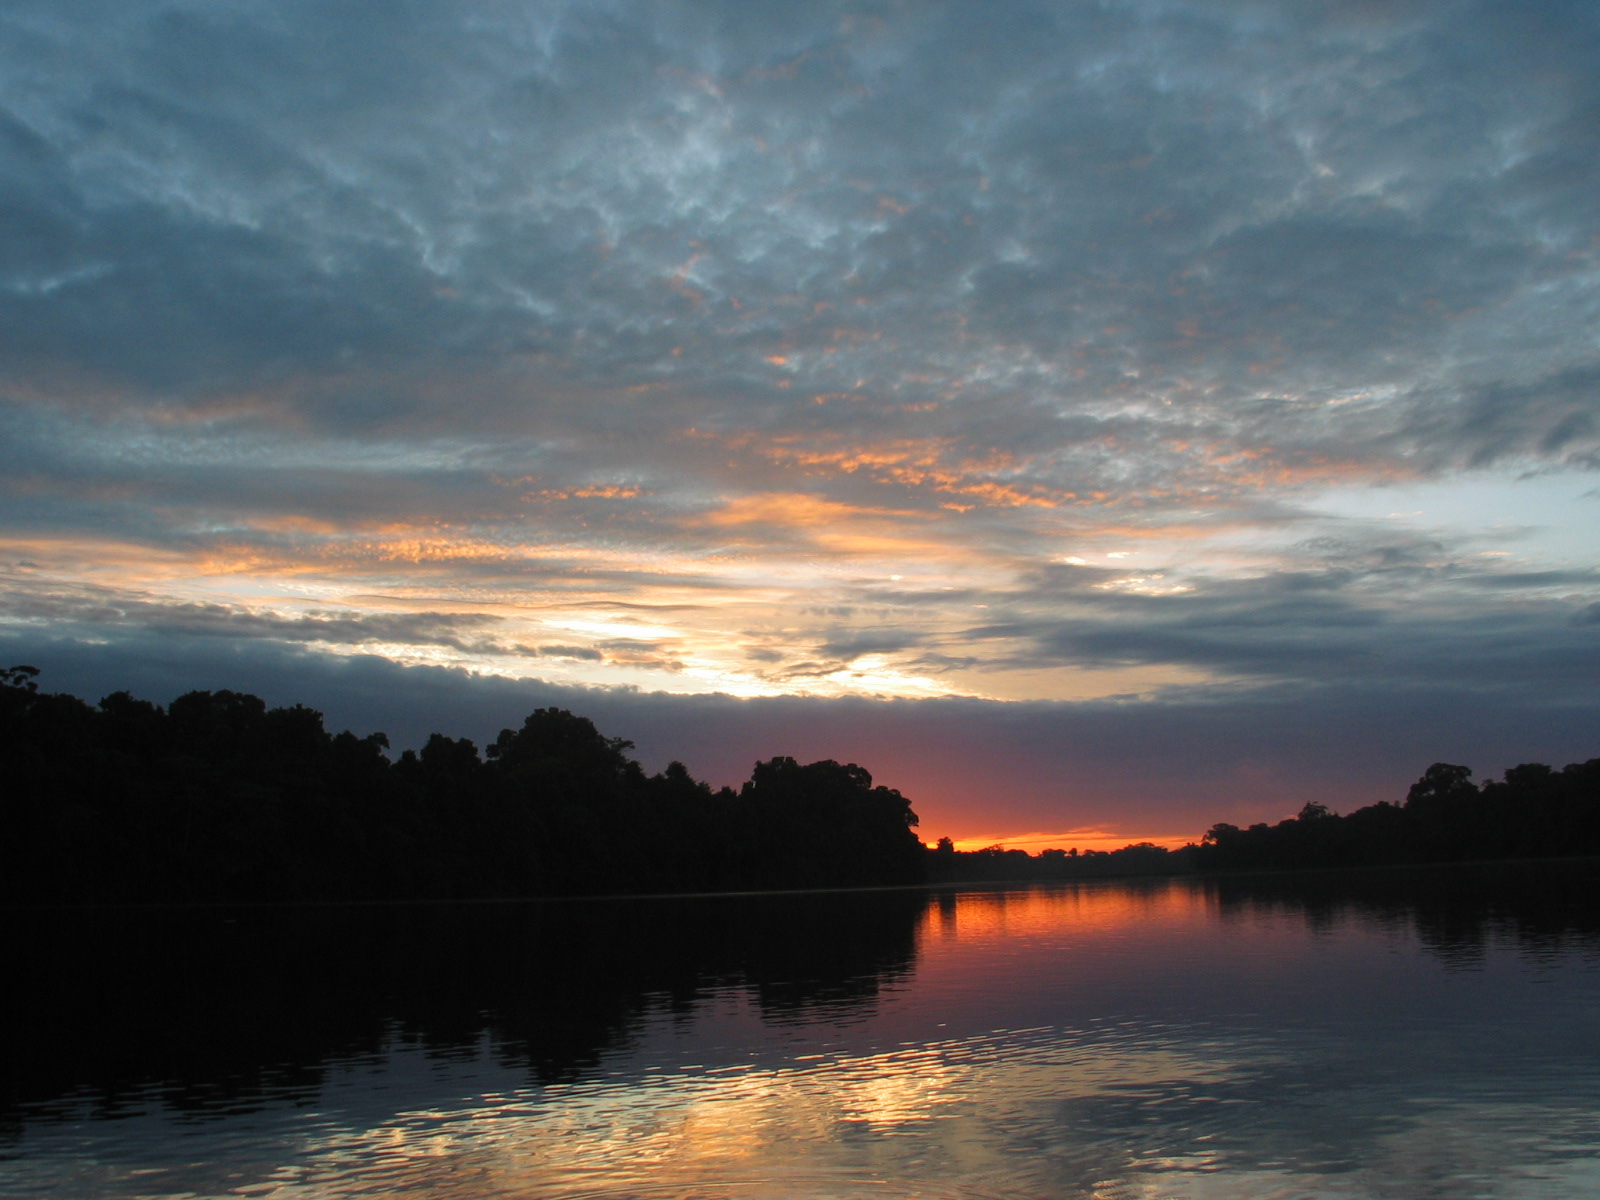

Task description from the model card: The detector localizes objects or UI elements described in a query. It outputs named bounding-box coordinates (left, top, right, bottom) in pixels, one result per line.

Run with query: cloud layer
left=2, top=1, right=1597, bottom=839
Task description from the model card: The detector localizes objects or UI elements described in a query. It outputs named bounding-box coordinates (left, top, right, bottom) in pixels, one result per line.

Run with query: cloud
left=0, top=0, right=1596, bottom=833
left=0, top=574, right=512, bottom=652
left=2, top=1, right=1593, bottom=455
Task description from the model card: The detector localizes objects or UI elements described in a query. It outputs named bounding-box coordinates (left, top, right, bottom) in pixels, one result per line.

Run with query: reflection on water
left=4, top=863, right=1600, bottom=1199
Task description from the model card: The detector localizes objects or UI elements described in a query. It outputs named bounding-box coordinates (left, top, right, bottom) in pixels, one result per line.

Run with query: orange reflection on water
left=918, top=878, right=1211, bottom=947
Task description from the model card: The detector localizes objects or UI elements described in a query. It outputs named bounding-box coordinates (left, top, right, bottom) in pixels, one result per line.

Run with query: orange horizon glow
left=936, top=829, right=1198, bottom=854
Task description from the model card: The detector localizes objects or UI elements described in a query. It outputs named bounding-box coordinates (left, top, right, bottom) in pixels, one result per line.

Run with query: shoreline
left=4, top=852, right=1596, bottom=914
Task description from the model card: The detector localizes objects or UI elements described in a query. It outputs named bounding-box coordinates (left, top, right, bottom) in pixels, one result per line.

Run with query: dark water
left=4, top=862, right=1599, bottom=1199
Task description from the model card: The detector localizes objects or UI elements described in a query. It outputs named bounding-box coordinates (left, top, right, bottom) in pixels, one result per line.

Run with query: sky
left=2, top=0, right=1598, bottom=849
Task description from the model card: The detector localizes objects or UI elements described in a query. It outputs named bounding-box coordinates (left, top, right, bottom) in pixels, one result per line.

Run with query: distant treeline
left=928, top=839, right=1194, bottom=882
left=1194, top=759, right=1600, bottom=872
left=0, top=667, right=925, bottom=904
left=928, top=757, right=1600, bottom=882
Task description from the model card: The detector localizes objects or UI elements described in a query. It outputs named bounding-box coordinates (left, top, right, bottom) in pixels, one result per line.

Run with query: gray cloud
left=995, top=550, right=1600, bottom=689
left=536, top=644, right=604, bottom=660
left=1, top=1, right=1593, bottom=466
left=0, top=574, right=510, bottom=652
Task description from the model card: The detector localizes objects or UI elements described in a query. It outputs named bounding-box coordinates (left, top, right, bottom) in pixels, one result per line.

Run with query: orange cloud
left=521, top=484, right=645, bottom=501
left=700, top=492, right=900, bottom=529
left=711, top=432, right=1071, bottom=509
left=693, top=491, right=982, bottom=564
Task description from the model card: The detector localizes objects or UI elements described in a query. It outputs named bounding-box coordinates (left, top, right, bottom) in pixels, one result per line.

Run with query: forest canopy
left=0, top=667, right=925, bottom=903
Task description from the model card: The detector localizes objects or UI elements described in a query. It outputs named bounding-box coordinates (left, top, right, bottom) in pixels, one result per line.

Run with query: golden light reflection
left=918, top=877, right=1209, bottom=943
left=227, top=963, right=1242, bottom=1200
left=22, top=878, right=1585, bottom=1200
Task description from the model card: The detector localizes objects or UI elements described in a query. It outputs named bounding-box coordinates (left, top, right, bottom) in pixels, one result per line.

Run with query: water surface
left=4, top=863, right=1599, bottom=1199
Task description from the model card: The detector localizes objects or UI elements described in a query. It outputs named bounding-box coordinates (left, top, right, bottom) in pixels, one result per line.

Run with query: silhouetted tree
left=1193, top=757, right=1600, bottom=873
left=6, top=666, right=1595, bottom=900
left=0, top=670, right=930, bottom=903
left=734, top=757, right=925, bottom=888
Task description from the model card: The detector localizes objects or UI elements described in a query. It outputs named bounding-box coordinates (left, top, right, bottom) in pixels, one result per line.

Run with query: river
left=4, top=861, right=1598, bottom=1198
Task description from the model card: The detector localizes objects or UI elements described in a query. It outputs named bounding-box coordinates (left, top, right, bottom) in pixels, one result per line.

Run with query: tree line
left=4, top=665, right=1596, bottom=903
left=925, top=755, right=1600, bottom=881
left=0, top=667, right=926, bottom=904
left=928, top=838, right=1193, bottom=882
left=1194, top=758, right=1600, bottom=872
